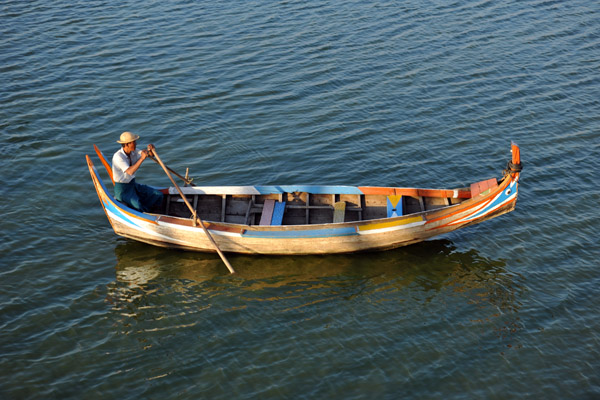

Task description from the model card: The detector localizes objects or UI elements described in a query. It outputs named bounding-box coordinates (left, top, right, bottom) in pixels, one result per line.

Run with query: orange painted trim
left=394, top=188, right=419, bottom=197
left=426, top=178, right=510, bottom=225
left=358, top=186, right=471, bottom=198
left=426, top=197, right=493, bottom=225
left=358, top=187, right=396, bottom=195
left=429, top=197, right=517, bottom=230
left=93, top=144, right=115, bottom=185
left=427, top=199, right=492, bottom=229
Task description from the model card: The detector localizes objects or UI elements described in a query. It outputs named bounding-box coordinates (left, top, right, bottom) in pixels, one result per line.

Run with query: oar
left=152, top=148, right=236, bottom=274
left=148, top=155, right=195, bottom=186
left=93, top=144, right=115, bottom=185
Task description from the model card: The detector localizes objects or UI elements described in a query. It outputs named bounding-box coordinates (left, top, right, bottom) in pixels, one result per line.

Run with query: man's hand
left=147, top=144, right=155, bottom=157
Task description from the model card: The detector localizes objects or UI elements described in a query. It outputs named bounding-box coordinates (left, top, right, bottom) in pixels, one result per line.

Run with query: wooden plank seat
left=272, top=201, right=286, bottom=225
left=260, top=199, right=276, bottom=225
left=333, top=201, right=346, bottom=223
left=259, top=199, right=286, bottom=225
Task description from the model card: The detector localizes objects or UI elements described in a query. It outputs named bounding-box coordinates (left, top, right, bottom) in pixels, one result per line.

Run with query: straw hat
left=117, top=131, right=140, bottom=144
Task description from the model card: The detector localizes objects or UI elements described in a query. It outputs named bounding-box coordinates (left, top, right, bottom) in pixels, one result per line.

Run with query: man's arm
left=124, top=149, right=149, bottom=176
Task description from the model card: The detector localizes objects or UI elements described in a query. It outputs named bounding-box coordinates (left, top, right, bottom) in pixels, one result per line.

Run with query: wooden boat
left=86, top=143, right=522, bottom=255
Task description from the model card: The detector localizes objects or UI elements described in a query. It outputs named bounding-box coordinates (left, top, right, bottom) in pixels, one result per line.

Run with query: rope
left=503, top=161, right=523, bottom=177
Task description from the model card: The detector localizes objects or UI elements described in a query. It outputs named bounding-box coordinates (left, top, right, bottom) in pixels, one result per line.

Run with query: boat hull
left=86, top=149, right=521, bottom=255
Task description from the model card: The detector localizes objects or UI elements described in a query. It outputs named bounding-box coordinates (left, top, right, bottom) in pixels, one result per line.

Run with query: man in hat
left=112, top=131, right=164, bottom=213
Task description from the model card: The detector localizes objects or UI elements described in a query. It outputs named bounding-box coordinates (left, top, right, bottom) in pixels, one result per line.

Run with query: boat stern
left=86, top=154, right=160, bottom=238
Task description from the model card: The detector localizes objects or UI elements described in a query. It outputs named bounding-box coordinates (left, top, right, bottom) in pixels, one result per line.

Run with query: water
left=1, top=0, right=599, bottom=398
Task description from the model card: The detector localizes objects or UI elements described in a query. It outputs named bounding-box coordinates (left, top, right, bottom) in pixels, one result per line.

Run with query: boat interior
left=159, top=177, right=498, bottom=226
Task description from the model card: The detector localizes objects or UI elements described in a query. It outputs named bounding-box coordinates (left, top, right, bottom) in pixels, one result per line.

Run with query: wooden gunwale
left=424, top=176, right=510, bottom=225
left=174, top=185, right=471, bottom=199
left=358, top=186, right=471, bottom=198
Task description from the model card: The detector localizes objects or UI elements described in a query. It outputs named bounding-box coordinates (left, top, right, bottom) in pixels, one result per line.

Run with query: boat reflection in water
left=108, top=238, right=522, bottom=317
left=106, top=239, right=524, bottom=354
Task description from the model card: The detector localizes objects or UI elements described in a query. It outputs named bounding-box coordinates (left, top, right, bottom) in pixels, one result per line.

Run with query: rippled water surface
left=2, top=0, right=599, bottom=398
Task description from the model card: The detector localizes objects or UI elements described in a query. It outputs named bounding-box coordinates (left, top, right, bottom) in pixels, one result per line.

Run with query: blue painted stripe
left=467, top=182, right=517, bottom=220
left=243, top=226, right=357, bottom=239
left=103, top=197, right=139, bottom=227
left=92, top=166, right=157, bottom=224
left=254, top=185, right=363, bottom=195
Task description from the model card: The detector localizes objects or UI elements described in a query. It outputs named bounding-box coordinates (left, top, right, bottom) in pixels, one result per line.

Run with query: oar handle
left=148, top=156, right=195, bottom=186
left=152, top=148, right=235, bottom=274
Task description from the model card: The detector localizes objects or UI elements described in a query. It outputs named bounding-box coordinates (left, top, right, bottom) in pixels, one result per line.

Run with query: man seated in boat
left=112, top=131, right=164, bottom=213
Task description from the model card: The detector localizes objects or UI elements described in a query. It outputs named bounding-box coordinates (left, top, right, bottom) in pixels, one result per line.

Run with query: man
left=112, top=131, right=164, bottom=213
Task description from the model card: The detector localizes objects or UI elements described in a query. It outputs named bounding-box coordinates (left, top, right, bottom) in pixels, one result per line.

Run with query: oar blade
left=93, top=144, right=115, bottom=185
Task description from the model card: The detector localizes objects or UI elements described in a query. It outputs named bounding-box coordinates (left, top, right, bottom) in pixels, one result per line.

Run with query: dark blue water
left=2, top=0, right=599, bottom=398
